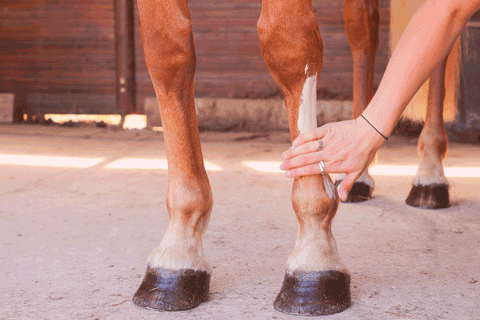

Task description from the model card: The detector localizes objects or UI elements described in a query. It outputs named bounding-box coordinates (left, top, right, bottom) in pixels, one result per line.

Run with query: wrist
left=356, top=115, right=387, bottom=150
left=359, top=114, right=389, bottom=141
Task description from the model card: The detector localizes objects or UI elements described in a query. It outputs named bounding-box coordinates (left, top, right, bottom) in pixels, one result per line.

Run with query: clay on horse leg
left=258, top=0, right=351, bottom=315
left=338, top=0, right=379, bottom=202
left=133, top=0, right=213, bottom=311
left=406, top=59, right=450, bottom=209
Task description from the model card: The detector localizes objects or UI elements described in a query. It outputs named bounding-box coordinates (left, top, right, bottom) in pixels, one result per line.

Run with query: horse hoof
left=274, top=270, right=351, bottom=316
left=133, top=266, right=210, bottom=311
left=406, top=184, right=450, bottom=209
left=335, top=180, right=372, bottom=203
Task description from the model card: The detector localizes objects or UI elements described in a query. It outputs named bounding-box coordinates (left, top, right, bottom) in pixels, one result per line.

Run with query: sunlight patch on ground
left=104, top=158, right=222, bottom=171
left=0, top=154, right=105, bottom=168
left=243, top=161, right=283, bottom=173
left=370, top=165, right=480, bottom=178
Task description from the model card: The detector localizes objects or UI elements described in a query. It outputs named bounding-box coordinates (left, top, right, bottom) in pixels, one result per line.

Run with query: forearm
left=363, top=0, right=480, bottom=137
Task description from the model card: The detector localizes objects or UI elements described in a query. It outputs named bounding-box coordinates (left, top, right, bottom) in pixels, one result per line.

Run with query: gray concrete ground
left=1, top=124, right=479, bottom=320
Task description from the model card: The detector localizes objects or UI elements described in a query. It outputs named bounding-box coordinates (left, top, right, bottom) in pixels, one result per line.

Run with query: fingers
left=338, top=171, right=362, bottom=201
left=280, top=150, right=325, bottom=171
left=285, top=162, right=324, bottom=178
left=282, top=139, right=322, bottom=161
left=292, top=124, right=329, bottom=147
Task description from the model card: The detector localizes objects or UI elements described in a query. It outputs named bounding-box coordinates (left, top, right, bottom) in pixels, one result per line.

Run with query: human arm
left=280, top=0, right=480, bottom=200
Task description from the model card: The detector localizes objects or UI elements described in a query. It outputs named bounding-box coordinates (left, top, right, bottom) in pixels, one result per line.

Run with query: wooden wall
left=0, top=0, right=390, bottom=115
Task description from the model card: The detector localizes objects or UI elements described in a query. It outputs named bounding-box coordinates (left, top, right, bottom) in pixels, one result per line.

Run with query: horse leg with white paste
left=406, top=59, right=450, bottom=209
left=258, top=0, right=351, bottom=315
left=133, top=0, right=213, bottom=310
left=335, top=0, right=379, bottom=202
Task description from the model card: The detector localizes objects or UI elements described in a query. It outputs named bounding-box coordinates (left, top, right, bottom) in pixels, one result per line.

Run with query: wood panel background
left=0, top=0, right=390, bottom=115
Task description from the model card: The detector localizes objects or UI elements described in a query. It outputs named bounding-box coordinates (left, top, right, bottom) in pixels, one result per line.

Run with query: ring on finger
left=318, top=160, right=325, bottom=174
left=317, top=139, right=323, bottom=151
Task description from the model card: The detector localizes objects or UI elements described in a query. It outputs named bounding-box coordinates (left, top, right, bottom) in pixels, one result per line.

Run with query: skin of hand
left=280, top=116, right=385, bottom=201
left=281, top=0, right=480, bottom=201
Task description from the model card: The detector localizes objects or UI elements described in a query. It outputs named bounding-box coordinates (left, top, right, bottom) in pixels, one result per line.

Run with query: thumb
left=338, top=171, right=362, bottom=201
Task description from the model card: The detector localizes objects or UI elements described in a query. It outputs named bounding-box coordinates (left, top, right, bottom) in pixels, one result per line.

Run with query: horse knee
left=343, top=0, right=379, bottom=52
left=257, top=10, right=323, bottom=92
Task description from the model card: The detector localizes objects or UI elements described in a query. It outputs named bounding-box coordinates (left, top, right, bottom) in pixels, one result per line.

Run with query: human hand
left=280, top=117, right=386, bottom=201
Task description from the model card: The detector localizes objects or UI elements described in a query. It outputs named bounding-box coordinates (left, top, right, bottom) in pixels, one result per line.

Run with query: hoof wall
left=335, top=180, right=372, bottom=203
left=406, top=184, right=450, bottom=209
left=133, top=267, right=210, bottom=311
left=274, top=270, right=351, bottom=316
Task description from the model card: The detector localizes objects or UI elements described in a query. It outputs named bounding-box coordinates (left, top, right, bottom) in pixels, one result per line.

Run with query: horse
left=131, top=0, right=456, bottom=315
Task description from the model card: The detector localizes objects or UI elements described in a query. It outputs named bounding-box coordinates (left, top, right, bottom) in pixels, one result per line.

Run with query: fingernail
left=341, top=190, right=348, bottom=200
left=280, top=163, right=285, bottom=170
left=285, top=170, right=291, bottom=178
left=281, top=152, right=286, bottom=160
left=289, top=145, right=294, bottom=150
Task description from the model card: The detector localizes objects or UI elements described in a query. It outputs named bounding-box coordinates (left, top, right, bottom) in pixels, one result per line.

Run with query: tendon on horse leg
left=258, top=0, right=351, bottom=315
left=133, top=0, right=213, bottom=310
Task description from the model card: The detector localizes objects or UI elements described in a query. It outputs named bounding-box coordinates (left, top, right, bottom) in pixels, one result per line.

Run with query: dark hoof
left=274, top=270, right=351, bottom=316
left=406, top=184, right=450, bottom=209
left=335, top=180, right=372, bottom=203
left=133, top=266, right=210, bottom=311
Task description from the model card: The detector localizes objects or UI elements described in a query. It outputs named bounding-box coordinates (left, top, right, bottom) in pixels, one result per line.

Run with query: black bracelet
left=360, top=114, right=388, bottom=140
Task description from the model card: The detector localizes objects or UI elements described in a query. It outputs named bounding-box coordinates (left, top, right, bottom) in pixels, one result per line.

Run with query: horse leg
left=133, top=0, right=213, bottom=310
left=406, top=58, right=450, bottom=209
left=258, top=0, right=350, bottom=315
left=336, top=0, right=379, bottom=202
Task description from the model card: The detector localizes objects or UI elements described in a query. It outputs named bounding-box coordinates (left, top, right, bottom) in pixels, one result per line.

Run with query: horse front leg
left=258, top=0, right=351, bottom=315
left=336, top=0, right=380, bottom=202
left=406, top=58, right=450, bottom=209
left=133, top=0, right=213, bottom=311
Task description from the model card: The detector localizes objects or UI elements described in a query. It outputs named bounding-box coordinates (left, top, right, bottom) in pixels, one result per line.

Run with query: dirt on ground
left=1, top=125, right=479, bottom=320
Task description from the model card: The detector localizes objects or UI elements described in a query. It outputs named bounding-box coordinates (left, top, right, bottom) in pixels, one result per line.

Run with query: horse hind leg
left=336, top=0, right=379, bottom=202
left=133, top=0, right=213, bottom=311
left=406, top=58, right=450, bottom=209
left=258, top=0, right=350, bottom=315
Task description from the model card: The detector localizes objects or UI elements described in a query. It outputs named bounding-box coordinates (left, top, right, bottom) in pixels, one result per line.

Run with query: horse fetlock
left=418, top=127, right=448, bottom=160
left=166, top=180, right=213, bottom=228
left=292, top=175, right=338, bottom=222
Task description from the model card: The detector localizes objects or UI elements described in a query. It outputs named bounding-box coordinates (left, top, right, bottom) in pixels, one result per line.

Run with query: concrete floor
left=1, top=124, right=479, bottom=320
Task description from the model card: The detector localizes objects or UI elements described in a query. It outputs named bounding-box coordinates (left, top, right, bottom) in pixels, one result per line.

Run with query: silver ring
left=317, top=139, right=323, bottom=151
left=318, top=161, right=325, bottom=174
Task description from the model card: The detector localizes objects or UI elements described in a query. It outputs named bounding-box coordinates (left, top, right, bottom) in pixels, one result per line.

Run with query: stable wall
left=0, top=0, right=391, bottom=116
